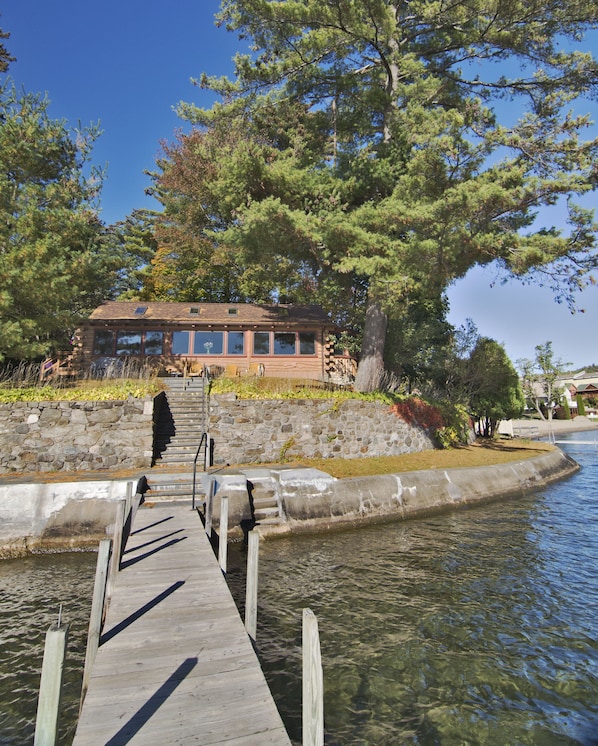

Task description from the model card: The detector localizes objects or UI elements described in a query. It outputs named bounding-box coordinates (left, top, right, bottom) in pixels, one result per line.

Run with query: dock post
left=106, top=498, right=126, bottom=603
left=80, top=539, right=111, bottom=709
left=302, top=608, right=324, bottom=746
left=218, top=496, right=229, bottom=574
left=34, top=619, right=69, bottom=746
left=245, top=530, right=259, bottom=641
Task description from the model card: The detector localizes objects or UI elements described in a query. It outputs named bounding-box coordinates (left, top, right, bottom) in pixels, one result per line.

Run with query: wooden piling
left=302, top=608, right=324, bottom=746
left=105, top=498, right=126, bottom=604
left=34, top=621, right=69, bottom=746
left=245, top=530, right=259, bottom=641
left=80, top=539, right=111, bottom=709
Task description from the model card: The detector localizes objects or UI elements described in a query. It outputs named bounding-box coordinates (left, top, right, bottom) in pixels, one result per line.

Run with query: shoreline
left=509, top=416, right=598, bottom=437
left=0, top=426, right=589, bottom=555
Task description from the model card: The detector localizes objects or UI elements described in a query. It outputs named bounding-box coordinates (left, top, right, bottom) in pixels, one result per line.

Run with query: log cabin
left=72, top=301, right=357, bottom=383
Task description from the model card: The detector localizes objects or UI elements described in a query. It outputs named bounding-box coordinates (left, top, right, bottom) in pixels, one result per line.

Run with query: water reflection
left=228, top=435, right=598, bottom=745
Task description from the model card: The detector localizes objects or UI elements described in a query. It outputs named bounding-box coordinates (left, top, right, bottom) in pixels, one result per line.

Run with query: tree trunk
left=354, top=301, right=388, bottom=393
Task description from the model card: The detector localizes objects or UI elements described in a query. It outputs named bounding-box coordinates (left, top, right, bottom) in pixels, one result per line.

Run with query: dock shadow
left=122, top=528, right=185, bottom=556
left=120, top=535, right=187, bottom=570
left=130, top=515, right=174, bottom=536
left=100, top=580, right=185, bottom=645
left=104, top=656, right=198, bottom=745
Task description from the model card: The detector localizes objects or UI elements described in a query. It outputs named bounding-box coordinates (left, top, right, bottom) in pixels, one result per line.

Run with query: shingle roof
left=88, top=301, right=333, bottom=327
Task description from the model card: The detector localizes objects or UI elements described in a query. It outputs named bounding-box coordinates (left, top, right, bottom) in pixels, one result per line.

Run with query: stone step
left=254, top=506, right=280, bottom=519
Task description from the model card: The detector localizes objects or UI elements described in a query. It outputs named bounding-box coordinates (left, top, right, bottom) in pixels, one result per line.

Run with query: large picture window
left=116, top=331, right=142, bottom=355
left=194, top=331, right=223, bottom=355
left=299, top=332, right=316, bottom=355
left=144, top=331, right=164, bottom=355
left=253, top=332, right=270, bottom=355
left=227, top=331, right=245, bottom=355
left=172, top=331, right=190, bottom=355
left=93, top=330, right=115, bottom=355
left=274, top=332, right=296, bottom=355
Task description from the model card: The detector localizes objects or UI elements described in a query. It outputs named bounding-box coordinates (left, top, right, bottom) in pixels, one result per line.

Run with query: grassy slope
left=236, top=439, right=556, bottom=479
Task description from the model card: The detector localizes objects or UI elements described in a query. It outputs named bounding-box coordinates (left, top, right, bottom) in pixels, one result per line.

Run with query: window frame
left=93, top=329, right=115, bottom=356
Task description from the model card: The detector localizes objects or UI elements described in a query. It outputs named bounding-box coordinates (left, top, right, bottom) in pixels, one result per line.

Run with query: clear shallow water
left=2, top=435, right=598, bottom=745
left=0, top=552, right=96, bottom=745
left=228, top=434, right=598, bottom=745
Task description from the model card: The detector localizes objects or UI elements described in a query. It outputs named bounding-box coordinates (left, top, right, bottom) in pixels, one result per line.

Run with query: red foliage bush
left=389, top=398, right=444, bottom=432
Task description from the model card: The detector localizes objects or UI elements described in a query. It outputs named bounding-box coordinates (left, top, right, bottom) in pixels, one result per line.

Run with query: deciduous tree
left=467, top=338, right=524, bottom=436
left=518, top=341, right=570, bottom=420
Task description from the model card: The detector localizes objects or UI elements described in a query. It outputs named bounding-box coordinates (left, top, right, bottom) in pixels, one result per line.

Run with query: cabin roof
left=88, top=301, right=333, bottom=327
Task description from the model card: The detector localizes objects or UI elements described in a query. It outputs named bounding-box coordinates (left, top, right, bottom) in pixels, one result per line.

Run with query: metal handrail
left=192, top=432, right=208, bottom=511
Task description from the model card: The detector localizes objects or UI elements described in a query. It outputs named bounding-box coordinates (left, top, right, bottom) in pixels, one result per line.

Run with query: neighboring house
left=72, top=301, right=356, bottom=382
left=525, top=371, right=598, bottom=416
left=561, top=372, right=598, bottom=414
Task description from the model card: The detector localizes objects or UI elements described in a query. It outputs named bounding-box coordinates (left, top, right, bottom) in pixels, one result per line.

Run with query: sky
left=3, top=1, right=598, bottom=371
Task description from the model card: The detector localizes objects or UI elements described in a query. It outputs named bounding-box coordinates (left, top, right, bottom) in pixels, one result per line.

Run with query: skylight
left=134, top=306, right=147, bottom=315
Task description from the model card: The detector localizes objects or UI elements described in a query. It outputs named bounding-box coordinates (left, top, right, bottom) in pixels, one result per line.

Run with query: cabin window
left=274, top=332, right=296, bottom=355
left=116, top=331, right=142, bottom=355
left=172, top=331, right=190, bottom=355
left=144, top=331, right=164, bottom=355
left=299, top=332, right=316, bottom=355
left=253, top=332, right=270, bottom=355
left=227, top=331, right=245, bottom=355
left=194, top=331, right=223, bottom=355
left=93, top=330, right=115, bottom=355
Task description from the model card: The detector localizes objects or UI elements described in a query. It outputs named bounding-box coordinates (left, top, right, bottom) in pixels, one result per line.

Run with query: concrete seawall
left=258, top=448, right=579, bottom=536
left=0, top=449, right=579, bottom=556
left=0, top=479, right=134, bottom=557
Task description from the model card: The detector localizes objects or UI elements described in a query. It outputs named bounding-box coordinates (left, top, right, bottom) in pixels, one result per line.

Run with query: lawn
left=235, top=438, right=556, bottom=479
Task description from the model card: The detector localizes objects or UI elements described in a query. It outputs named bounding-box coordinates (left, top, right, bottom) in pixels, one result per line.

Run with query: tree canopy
left=467, top=337, right=525, bottom=436
left=161, top=0, right=598, bottom=390
left=0, top=81, right=131, bottom=361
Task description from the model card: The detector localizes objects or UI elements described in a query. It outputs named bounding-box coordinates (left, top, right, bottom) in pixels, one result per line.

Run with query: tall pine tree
left=172, top=1, right=598, bottom=390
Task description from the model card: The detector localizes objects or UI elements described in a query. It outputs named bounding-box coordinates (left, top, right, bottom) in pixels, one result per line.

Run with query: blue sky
left=3, top=1, right=598, bottom=370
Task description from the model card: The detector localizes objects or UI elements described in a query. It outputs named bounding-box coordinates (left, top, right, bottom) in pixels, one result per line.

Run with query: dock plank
left=73, top=503, right=291, bottom=745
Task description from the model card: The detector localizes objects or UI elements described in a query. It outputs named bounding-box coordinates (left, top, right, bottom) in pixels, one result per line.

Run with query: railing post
left=302, top=608, right=324, bottom=746
left=34, top=619, right=69, bottom=746
left=106, top=498, right=126, bottom=604
left=80, top=539, right=111, bottom=709
left=245, top=530, right=259, bottom=641
left=218, top=496, right=229, bottom=574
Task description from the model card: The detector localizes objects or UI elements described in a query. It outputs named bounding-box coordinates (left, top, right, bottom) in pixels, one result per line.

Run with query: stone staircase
left=153, top=377, right=210, bottom=468
left=148, top=379, right=285, bottom=529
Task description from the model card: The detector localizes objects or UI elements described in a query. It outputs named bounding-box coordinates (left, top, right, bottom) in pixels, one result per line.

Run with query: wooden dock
left=72, top=502, right=291, bottom=745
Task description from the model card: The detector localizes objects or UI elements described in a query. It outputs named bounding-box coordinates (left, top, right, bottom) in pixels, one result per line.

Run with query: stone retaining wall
left=0, top=399, right=154, bottom=473
left=209, top=396, right=436, bottom=464
left=0, top=394, right=435, bottom=474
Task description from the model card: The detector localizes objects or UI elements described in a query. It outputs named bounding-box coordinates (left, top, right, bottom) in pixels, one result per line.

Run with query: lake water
left=0, top=551, right=96, bottom=745
left=1, top=432, right=597, bottom=745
